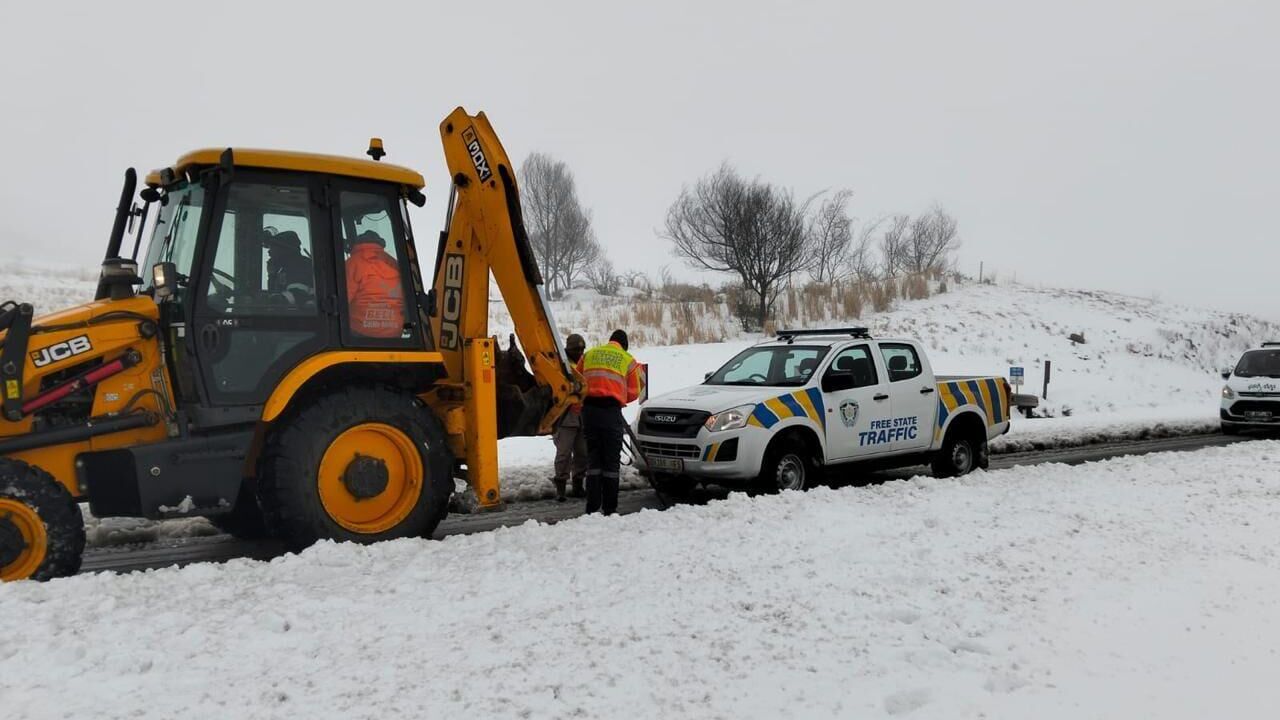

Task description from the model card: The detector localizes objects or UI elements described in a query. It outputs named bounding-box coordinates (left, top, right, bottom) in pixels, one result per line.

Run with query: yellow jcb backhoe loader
left=0, top=107, right=579, bottom=581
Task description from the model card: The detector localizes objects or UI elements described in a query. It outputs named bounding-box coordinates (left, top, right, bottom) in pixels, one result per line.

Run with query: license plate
left=1244, top=411, right=1273, bottom=421
left=649, top=457, right=683, bottom=473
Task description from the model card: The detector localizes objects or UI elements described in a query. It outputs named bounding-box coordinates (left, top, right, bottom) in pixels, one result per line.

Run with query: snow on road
left=6, top=441, right=1280, bottom=719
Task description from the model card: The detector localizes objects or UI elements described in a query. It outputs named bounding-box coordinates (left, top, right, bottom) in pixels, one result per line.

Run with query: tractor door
left=188, top=170, right=335, bottom=415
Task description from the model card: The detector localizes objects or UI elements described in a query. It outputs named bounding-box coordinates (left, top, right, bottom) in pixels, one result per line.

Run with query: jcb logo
left=440, top=253, right=464, bottom=350
left=461, top=126, right=492, bottom=183
left=31, top=335, right=92, bottom=368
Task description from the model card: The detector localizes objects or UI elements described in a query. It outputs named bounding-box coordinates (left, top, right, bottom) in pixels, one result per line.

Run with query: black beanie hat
left=609, top=329, right=628, bottom=351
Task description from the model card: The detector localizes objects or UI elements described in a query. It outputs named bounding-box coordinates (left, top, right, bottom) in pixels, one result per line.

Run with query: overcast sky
left=2, top=1, right=1275, bottom=319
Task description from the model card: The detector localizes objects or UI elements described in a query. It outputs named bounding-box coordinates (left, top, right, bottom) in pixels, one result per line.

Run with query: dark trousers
left=582, top=402, right=625, bottom=515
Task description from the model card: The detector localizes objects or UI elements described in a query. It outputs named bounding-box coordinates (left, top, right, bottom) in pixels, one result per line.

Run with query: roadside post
left=1043, top=360, right=1051, bottom=400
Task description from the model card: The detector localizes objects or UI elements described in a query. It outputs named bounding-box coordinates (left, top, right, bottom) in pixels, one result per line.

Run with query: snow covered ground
left=6, top=441, right=1280, bottom=719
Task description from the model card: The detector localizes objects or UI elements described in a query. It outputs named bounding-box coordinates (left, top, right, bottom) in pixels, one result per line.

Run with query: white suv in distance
left=1221, top=342, right=1280, bottom=434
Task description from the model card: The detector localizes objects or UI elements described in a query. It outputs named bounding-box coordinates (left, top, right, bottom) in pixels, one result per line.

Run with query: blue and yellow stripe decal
left=746, top=388, right=827, bottom=431
left=702, top=442, right=720, bottom=461
left=934, top=377, right=1010, bottom=440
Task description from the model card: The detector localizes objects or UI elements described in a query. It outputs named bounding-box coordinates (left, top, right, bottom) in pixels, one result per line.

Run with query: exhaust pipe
left=96, top=168, right=138, bottom=300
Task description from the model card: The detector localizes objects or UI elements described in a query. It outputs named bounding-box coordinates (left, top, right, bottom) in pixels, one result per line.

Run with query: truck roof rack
left=776, top=327, right=872, bottom=342
left=1263, top=341, right=1280, bottom=348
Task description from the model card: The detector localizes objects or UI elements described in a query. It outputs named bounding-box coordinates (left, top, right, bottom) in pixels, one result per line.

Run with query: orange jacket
left=576, top=341, right=643, bottom=406
left=347, top=244, right=404, bottom=338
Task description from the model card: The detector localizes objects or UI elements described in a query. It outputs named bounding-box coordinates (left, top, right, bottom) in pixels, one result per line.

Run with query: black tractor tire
left=258, top=385, right=454, bottom=549
left=0, top=458, right=85, bottom=582
left=208, top=480, right=272, bottom=540
left=931, top=427, right=986, bottom=478
left=759, top=435, right=814, bottom=493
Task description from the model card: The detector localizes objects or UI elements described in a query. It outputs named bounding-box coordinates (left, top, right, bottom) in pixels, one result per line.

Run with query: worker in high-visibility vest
left=575, top=329, right=644, bottom=515
left=551, top=333, right=589, bottom=502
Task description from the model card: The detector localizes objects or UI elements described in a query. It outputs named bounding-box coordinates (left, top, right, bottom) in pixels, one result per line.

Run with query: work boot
left=553, top=479, right=567, bottom=502
left=569, top=477, right=585, bottom=498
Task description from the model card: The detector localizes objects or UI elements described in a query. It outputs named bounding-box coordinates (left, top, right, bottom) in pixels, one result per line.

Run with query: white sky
left=1, top=1, right=1276, bottom=319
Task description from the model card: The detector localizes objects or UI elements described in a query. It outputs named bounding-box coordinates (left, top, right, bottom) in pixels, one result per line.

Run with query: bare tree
left=585, top=258, right=621, bottom=296
left=878, top=214, right=912, bottom=277
left=663, top=164, right=813, bottom=330
left=846, top=216, right=883, bottom=282
left=899, top=204, right=960, bottom=275
left=518, top=152, right=600, bottom=295
left=806, top=188, right=854, bottom=284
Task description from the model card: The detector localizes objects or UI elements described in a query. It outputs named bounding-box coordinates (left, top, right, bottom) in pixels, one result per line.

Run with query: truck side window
left=879, top=343, right=922, bottom=382
left=826, top=345, right=878, bottom=388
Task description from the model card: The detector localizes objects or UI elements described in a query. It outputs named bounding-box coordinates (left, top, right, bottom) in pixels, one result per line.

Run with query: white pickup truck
left=634, top=328, right=1012, bottom=492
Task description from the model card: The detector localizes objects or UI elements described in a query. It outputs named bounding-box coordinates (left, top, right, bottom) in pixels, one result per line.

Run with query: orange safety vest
left=347, top=244, right=404, bottom=338
left=576, top=341, right=644, bottom=406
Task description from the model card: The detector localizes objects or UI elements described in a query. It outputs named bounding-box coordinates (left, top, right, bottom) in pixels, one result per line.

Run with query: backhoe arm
left=426, top=108, right=581, bottom=507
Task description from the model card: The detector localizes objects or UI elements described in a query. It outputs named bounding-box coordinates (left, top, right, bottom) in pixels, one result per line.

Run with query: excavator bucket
left=494, top=334, right=552, bottom=438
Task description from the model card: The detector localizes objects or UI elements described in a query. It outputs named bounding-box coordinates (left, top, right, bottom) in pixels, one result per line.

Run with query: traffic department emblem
left=839, top=400, right=860, bottom=428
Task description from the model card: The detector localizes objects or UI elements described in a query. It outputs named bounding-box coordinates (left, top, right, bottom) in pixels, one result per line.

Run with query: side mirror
left=822, top=372, right=855, bottom=393
left=704, top=372, right=713, bottom=381
left=153, top=262, right=178, bottom=299
left=1221, top=369, right=1232, bottom=380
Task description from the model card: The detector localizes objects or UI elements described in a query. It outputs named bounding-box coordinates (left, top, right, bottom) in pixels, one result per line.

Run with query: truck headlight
left=1222, top=385, right=1235, bottom=400
left=705, top=404, right=755, bottom=433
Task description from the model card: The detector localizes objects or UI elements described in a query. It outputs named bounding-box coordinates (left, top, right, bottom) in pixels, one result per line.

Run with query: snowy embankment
left=6, top=441, right=1280, bottom=719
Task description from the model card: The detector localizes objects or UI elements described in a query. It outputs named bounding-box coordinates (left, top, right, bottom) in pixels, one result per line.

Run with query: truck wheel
left=0, top=458, right=85, bottom=582
left=761, top=437, right=813, bottom=492
left=259, top=386, right=454, bottom=549
left=931, top=429, right=985, bottom=478
left=209, top=481, right=271, bottom=539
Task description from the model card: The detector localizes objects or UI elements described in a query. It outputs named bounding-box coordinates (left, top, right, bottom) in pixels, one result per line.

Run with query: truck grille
left=638, top=408, right=709, bottom=438
left=638, top=441, right=701, bottom=459
left=1226, top=399, right=1280, bottom=416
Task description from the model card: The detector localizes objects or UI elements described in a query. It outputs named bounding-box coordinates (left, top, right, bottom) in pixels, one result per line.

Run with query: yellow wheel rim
left=317, top=423, right=423, bottom=534
left=0, top=498, right=47, bottom=582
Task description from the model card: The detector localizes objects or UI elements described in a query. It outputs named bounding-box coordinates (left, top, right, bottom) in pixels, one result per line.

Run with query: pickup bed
left=634, top=328, right=1011, bottom=492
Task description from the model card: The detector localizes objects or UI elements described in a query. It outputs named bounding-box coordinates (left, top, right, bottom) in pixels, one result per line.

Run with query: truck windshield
left=141, top=183, right=206, bottom=291
left=706, top=345, right=829, bottom=387
left=1235, top=349, right=1280, bottom=378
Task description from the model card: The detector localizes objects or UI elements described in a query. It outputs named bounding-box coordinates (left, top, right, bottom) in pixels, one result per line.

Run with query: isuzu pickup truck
left=634, top=328, right=1012, bottom=492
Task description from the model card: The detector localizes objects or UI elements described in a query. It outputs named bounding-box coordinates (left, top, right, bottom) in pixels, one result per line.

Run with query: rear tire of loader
left=259, top=386, right=453, bottom=550
left=0, top=458, right=84, bottom=582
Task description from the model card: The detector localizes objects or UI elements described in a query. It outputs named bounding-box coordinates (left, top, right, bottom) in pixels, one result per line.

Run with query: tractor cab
left=133, top=146, right=435, bottom=422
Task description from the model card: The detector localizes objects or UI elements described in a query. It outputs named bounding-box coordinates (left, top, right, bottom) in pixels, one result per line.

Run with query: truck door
left=878, top=342, right=937, bottom=452
left=821, top=344, right=894, bottom=461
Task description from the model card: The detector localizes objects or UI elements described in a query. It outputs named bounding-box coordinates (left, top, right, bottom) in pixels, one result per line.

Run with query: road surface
left=81, top=432, right=1248, bottom=575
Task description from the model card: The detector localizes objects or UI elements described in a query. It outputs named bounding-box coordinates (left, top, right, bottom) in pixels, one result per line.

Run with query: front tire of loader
left=0, top=458, right=85, bottom=582
left=259, top=386, right=453, bottom=549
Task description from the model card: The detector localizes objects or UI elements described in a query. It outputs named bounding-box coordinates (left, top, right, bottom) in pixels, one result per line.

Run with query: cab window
left=203, top=181, right=317, bottom=315
left=336, top=190, right=410, bottom=341
left=825, top=345, right=879, bottom=388
left=142, top=183, right=206, bottom=295
left=879, top=343, right=922, bottom=382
